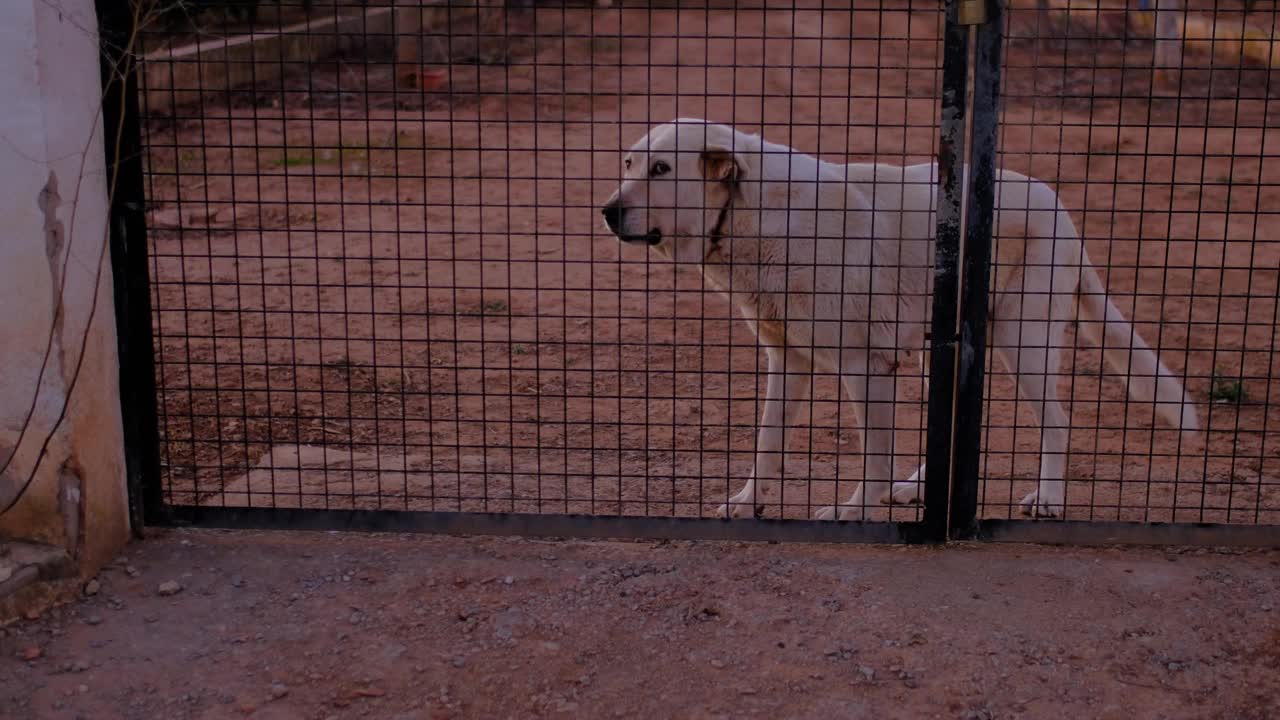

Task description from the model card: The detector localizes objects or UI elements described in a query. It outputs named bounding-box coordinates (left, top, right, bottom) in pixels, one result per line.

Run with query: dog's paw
left=838, top=504, right=868, bottom=521
left=882, top=481, right=923, bottom=505
left=1018, top=489, right=1065, bottom=518
left=715, top=501, right=763, bottom=519
left=813, top=504, right=868, bottom=521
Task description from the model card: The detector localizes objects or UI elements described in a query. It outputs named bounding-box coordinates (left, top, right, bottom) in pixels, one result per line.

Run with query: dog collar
left=705, top=198, right=733, bottom=257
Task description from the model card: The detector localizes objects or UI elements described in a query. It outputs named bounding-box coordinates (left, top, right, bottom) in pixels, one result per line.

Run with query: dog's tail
left=1074, top=250, right=1200, bottom=443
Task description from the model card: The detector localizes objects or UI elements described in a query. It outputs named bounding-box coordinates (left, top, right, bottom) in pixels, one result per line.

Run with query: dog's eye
left=650, top=161, right=671, bottom=177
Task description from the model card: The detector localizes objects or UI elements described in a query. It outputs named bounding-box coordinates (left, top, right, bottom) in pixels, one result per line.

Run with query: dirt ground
left=138, top=2, right=1280, bottom=524
left=0, top=530, right=1278, bottom=719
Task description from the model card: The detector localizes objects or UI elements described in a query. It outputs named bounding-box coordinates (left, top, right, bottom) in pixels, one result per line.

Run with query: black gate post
left=952, top=1, right=1003, bottom=540
left=926, top=0, right=1003, bottom=542
left=97, top=0, right=165, bottom=533
left=924, top=1, right=972, bottom=543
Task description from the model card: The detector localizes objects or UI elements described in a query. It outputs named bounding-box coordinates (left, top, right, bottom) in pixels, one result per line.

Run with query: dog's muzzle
left=601, top=201, right=661, bottom=245
left=601, top=201, right=623, bottom=234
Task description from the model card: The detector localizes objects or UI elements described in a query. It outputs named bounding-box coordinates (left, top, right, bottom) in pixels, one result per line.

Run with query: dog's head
left=601, top=118, right=751, bottom=263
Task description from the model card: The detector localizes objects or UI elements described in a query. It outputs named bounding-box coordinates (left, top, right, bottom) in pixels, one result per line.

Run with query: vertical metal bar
left=950, top=0, right=1004, bottom=541
left=97, top=0, right=165, bottom=533
left=925, top=1, right=973, bottom=543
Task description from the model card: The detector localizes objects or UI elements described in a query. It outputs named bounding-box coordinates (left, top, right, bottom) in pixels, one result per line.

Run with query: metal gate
left=98, top=0, right=1280, bottom=546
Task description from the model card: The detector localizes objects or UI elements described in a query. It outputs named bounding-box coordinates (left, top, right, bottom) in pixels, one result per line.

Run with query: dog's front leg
left=817, top=359, right=896, bottom=521
left=716, top=347, right=811, bottom=519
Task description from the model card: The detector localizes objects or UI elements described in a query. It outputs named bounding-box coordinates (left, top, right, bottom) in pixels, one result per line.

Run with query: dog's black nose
left=601, top=202, right=623, bottom=234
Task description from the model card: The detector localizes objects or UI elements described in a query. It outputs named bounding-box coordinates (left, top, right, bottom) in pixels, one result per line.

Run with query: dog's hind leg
left=885, top=463, right=925, bottom=504
left=816, top=356, right=896, bottom=521
left=991, top=293, right=1072, bottom=518
left=717, top=347, right=812, bottom=519
left=885, top=350, right=929, bottom=505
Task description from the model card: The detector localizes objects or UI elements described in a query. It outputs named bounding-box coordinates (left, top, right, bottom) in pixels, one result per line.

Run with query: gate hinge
left=957, top=0, right=989, bottom=25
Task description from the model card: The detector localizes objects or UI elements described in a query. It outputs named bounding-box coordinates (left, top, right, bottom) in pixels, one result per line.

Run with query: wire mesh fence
left=131, top=0, right=942, bottom=527
left=986, top=0, right=1279, bottom=526
left=108, top=0, right=1279, bottom=540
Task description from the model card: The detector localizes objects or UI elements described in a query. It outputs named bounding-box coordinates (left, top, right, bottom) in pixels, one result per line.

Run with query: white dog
left=601, top=118, right=1199, bottom=520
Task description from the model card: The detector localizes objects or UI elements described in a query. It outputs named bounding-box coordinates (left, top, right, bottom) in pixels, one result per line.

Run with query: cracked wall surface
left=0, top=0, right=129, bottom=575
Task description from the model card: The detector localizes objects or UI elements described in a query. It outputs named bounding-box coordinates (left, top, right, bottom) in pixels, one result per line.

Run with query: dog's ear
left=698, top=147, right=748, bottom=184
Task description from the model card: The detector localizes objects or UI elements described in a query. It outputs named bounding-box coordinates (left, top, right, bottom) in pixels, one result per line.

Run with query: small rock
left=231, top=576, right=245, bottom=588
left=21, top=646, right=42, bottom=661
left=125, top=566, right=140, bottom=578
left=71, top=659, right=90, bottom=673
left=24, top=609, right=41, bottom=621
left=503, top=576, right=514, bottom=585
left=1166, top=661, right=1183, bottom=672
left=77, top=684, right=88, bottom=694
left=86, top=615, right=102, bottom=626
left=84, top=579, right=100, bottom=596
left=825, top=645, right=856, bottom=661
left=859, top=666, right=875, bottom=682
left=709, top=659, right=726, bottom=669
left=158, top=581, right=183, bottom=596
left=270, top=683, right=289, bottom=699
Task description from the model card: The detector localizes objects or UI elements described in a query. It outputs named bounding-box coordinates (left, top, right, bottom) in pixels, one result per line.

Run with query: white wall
left=0, top=0, right=129, bottom=569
